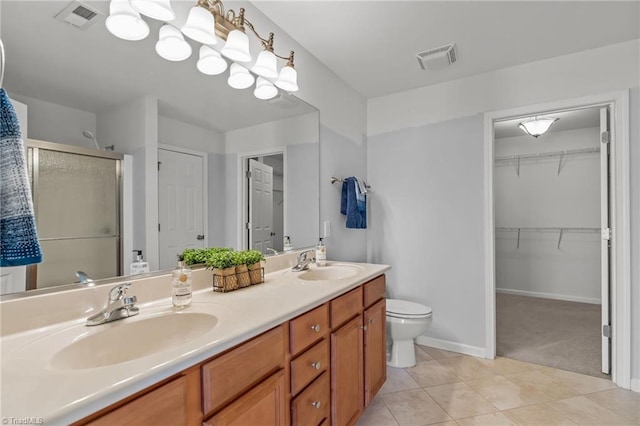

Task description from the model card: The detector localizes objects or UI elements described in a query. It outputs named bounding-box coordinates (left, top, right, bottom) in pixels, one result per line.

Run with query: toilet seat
left=386, top=299, right=432, bottom=319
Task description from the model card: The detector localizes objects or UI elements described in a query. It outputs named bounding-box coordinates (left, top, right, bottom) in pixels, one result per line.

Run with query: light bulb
left=197, top=46, right=228, bottom=75
left=228, top=63, right=255, bottom=89
left=254, top=77, right=278, bottom=100
left=181, top=6, right=217, bottom=45
left=251, top=50, right=278, bottom=79
left=131, top=0, right=176, bottom=21
left=221, top=29, right=251, bottom=63
left=155, top=24, right=192, bottom=62
left=105, top=0, right=149, bottom=41
left=275, top=65, right=299, bottom=92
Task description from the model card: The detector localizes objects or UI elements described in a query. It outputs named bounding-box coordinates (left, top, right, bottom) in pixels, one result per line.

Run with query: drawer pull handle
left=311, top=401, right=321, bottom=409
left=311, top=361, right=321, bottom=370
left=310, top=324, right=321, bottom=332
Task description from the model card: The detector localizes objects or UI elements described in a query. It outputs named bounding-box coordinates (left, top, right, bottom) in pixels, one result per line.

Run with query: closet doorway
left=493, top=106, right=609, bottom=378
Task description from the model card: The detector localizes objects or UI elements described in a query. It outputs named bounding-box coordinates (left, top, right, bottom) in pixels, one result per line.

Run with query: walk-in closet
left=494, top=106, right=609, bottom=378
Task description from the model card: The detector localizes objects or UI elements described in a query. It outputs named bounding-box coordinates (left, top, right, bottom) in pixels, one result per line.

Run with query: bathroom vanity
left=0, top=257, right=389, bottom=425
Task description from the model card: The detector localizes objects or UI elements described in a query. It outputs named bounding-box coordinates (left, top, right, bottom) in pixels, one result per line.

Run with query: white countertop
left=0, top=262, right=389, bottom=425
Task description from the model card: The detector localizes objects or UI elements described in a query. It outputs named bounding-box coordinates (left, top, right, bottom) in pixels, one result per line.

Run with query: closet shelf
left=496, top=227, right=601, bottom=249
left=495, top=147, right=600, bottom=177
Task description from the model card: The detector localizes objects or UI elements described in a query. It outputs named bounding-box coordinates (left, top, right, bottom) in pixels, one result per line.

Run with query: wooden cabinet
left=77, top=274, right=386, bottom=426
left=204, top=370, right=287, bottom=426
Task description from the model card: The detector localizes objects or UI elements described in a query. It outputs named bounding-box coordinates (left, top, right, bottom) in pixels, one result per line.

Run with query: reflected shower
left=82, top=131, right=114, bottom=151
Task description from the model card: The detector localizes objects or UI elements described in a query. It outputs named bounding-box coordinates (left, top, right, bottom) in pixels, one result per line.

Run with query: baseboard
left=496, top=288, right=601, bottom=305
left=415, top=336, right=486, bottom=359
left=631, top=378, right=640, bottom=393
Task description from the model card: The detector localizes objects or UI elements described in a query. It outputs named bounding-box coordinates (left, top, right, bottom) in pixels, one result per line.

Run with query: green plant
left=243, top=250, right=265, bottom=268
left=183, top=247, right=233, bottom=266
left=205, top=250, right=237, bottom=270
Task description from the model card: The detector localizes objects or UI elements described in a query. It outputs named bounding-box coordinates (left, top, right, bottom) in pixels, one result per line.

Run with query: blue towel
left=0, top=89, right=42, bottom=266
left=340, top=177, right=366, bottom=229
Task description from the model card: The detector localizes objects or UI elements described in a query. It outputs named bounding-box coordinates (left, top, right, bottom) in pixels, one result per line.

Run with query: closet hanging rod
left=331, top=177, right=371, bottom=189
left=495, top=147, right=600, bottom=162
left=496, top=227, right=600, bottom=233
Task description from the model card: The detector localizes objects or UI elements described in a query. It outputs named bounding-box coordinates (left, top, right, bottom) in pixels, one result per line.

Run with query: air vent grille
left=416, top=43, right=457, bottom=70
left=55, top=1, right=102, bottom=30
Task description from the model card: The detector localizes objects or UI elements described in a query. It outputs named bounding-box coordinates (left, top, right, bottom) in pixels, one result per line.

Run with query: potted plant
left=244, top=250, right=266, bottom=284
left=233, top=251, right=252, bottom=288
left=206, top=250, right=238, bottom=292
left=183, top=247, right=233, bottom=266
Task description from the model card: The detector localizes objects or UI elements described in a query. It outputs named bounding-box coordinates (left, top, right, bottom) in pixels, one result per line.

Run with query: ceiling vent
left=55, top=1, right=102, bottom=30
left=416, top=43, right=457, bottom=70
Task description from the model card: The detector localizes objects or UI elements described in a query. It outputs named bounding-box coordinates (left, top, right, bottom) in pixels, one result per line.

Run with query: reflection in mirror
left=0, top=1, right=319, bottom=296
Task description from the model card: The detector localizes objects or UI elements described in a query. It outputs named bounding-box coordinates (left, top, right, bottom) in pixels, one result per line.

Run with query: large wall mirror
left=0, top=0, right=320, bottom=296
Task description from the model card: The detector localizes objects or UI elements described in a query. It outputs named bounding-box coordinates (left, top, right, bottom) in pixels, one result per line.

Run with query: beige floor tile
left=356, top=404, right=400, bottom=426
left=382, top=389, right=452, bottom=426
left=504, top=369, right=581, bottom=402
left=585, top=388, right=640, bottom=423
left=436, top=356, right=497, bottom=380
left=416, top=345, right=461, bottom=360
left=405, top=360, right=461, bottom=387
left=379, top=367, right=421, bottom=394
left=475, top=356, right=538, bottom=375
left=547, top=395, right=635, bottom=425
left=415, top=345, right=434, bottom=363
left=456, top=412, right=518, bottom=426
left=537, top=366, right=617, bottom=394
left=424, top=382, right=496, bottom=420
left=503, top=403, right=578, bottom=425
left=465, top=375, right=541, bottom=410
left=367, top=393, right=388, bottom=408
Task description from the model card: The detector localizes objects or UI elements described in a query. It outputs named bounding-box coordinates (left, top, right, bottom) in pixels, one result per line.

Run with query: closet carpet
left=496, top=293, right=607, bottom=379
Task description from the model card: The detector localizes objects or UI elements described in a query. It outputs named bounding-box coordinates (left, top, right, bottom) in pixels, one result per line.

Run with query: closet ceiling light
left=518, top=117, right=559, bottom=138
left=105, top=0, right=300, bottom=97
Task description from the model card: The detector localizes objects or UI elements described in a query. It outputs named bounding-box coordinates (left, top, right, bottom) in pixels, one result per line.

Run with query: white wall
left=8, top=93, right=96, bottom=147
left=366, top=37, right=640, bottom=377
left=158, top=116, right=224, bottom=154
left=495, top=127, right=601, bottom=304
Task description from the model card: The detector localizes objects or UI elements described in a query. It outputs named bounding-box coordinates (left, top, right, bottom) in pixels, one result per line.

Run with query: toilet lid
left=386, top=299, right=432, bottom=317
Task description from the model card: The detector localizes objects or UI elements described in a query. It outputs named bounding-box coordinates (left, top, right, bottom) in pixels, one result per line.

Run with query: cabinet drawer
left=290, top=304, right=329, bottom=356
left=86, top=376, right=188, bottom=426
left=291, top=338, right=329, bottom=396
left=330, top=287, right=363, bottom=329
left=363, top=275, right=385, bottom=308
left=291, top=372, right=330, bottom=426
left=202, top=325, right=285, bottom=417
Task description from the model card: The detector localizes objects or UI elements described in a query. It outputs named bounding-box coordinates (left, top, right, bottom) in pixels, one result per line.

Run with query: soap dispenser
left=172, top=254, right=192, bottom=308
left=130, top=250, right=149, bottom=275
left=283, top=236, right=293, bottom=251
left=315, top=238, right=327, bottom=267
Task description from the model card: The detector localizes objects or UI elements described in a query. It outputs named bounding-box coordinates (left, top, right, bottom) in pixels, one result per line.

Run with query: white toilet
left=386, top=299, right=432, bottom=368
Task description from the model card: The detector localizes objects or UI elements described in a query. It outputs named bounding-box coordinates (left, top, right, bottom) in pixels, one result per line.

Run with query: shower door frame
left=483, top=90, right=632, bottom=389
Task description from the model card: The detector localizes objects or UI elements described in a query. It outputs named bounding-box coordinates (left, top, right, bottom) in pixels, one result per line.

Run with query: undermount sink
left=297, top=264, right=363, bottom=281
left=50, top=312, right=218, bottom=370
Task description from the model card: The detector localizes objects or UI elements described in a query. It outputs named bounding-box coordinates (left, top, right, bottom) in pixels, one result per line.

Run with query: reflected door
left=249, top=159, right=273, bottom=253
left=158, top=149, right=204, bottom=270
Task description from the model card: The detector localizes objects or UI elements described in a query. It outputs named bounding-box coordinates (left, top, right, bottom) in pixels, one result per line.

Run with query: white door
left=158, top=149, right=204, bottom=270
left=248, top=159, right=273, bottom=253
left=600, top=107, right=611, bottom=375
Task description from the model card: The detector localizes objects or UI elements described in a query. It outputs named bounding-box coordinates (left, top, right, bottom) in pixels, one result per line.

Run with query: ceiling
left=255, top=1, right=640, bottom=99
left=0, top=1, right=315, bottom=132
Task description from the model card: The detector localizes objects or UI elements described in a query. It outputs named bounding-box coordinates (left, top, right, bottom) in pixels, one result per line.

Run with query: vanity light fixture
left=106, top=0, right=299, bottom=99
left=518, top=116, right=559, bottom=138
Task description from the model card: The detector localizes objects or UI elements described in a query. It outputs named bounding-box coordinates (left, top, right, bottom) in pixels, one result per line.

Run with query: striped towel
left=0, top=88, right=42, bottom=266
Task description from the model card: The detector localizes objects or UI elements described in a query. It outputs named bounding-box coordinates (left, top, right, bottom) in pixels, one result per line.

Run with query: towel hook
left=0, top=37, right=5, bottom=88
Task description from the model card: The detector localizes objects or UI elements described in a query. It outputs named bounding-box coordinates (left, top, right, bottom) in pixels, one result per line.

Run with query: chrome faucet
left=266, top=247, right=278, bottom=255
left=291, top=249, right=316, bottom=272
left=75, top=270, right=94, bottom=284
left=86, top=283, right=139, bottom=326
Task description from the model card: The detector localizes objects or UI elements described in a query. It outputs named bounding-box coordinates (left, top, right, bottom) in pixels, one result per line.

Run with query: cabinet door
left=331, top=315, right=363, bottom=426
left=204, top=370, right=287, bottom=426
left=364, top=299, right=386, bottom=406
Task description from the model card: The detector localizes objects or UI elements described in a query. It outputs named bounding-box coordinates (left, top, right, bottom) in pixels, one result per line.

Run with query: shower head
left=82, top=130, right=100, bottom=150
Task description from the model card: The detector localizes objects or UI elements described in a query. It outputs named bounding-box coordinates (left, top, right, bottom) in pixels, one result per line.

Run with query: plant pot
left=248, top=262, right=264, bottom=285
left=212, top=266, right=238, bottom=292
left=236, top=264, right=251, bottom=288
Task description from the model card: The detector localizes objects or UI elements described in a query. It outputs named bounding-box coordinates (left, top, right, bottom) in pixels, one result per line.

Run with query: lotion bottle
left=315, top=238, right=327, bottom=267
left=172, top=255, right=192, bottom=308
left=130, top=250, right=149, bottom=275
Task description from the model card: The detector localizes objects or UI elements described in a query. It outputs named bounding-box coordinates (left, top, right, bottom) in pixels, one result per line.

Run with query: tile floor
left=356, top=344, right=640, bottom=426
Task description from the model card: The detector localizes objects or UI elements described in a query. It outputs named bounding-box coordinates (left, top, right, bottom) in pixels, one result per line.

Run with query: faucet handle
left=123, top=295, right=137, bottom=307
left=109, top=283, right=132, bottom=302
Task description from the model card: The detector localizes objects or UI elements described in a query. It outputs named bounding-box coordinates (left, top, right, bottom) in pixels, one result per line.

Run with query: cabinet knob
left=369, top=318, right=375, bottom=324
left=311, top=401, right=321, bottom=409
left=311, top=361, right=321, bottom=370
left=360, top=325, right=368, bottom=331
left=310, top=324, right=321, bottom=332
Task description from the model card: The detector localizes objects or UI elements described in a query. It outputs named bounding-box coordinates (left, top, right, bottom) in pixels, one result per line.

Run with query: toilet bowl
left=386, top=299, right=432, bottom=368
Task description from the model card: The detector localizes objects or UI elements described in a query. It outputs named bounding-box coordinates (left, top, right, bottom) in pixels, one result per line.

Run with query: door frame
left=157, top=144, right=209, bottom=262
left=483, top=90, right=631, bottom=388
left=237, top=147, right=287, bottom=250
